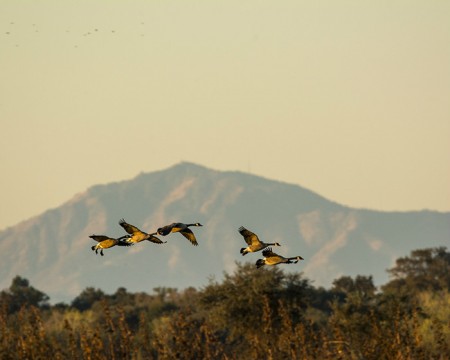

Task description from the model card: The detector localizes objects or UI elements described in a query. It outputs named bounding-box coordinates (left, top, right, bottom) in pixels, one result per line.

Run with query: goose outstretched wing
left=119, top=219, right=141, bottom=235
left=116, top=240, right=133, bottom=247
left=262, top=247, right=277, bottom=258
left=148, top=234, right=167, bottom=244
left=179, top=228, right=198, bottom=246
left=89, top=235, right=110, bottom=242
left=238, top=226, right=260, bottom=246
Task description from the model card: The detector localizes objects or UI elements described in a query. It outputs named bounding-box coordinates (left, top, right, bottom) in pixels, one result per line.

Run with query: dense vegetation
left=1, top=247, right=449, bottom=359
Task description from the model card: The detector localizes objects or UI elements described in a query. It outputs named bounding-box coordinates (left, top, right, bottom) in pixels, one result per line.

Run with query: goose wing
left=179, top=228, right=199, bottom=246
left=116, top=240, right=134, bottom=247
left=262, top=247, right=277, bottom=258
left=119, top=219, right=141, bottom=235
left=238, top=226, right=261, bottom=246
left=89, top=235, right=110, bottom=242
left=147, top=234, right=166, bottom=244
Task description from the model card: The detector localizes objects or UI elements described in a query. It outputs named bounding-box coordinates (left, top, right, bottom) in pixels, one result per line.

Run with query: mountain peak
left=1, top=163, right=449, bottom=304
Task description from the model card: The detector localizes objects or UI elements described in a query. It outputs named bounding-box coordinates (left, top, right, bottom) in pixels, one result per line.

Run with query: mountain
left=1, top=162, right=449, bottom=303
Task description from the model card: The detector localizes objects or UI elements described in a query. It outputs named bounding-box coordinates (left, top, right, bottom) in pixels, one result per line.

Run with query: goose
left=90, top=234, right=132, bottom=256
left=255, top=247, right=304, bottom=268
left=156, top=222, right=203, bottom=246
left=238, top=226, right=280, bottom=255
left=118, top=219, right=166, bottom=244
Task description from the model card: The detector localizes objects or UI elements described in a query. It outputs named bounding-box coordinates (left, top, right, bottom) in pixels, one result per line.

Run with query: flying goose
left=255, top=247, right=304, bottom=268
left=156, top=222, right=203, bottom=246
left=238, top=226, right=280, bottom=255
left=118, top=219, right=166, bottom=244
left=90, top=235, right=132, bottom=256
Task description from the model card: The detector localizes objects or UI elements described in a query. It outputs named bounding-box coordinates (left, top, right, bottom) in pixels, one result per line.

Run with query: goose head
left=255, top=259, right=265, bottom=268
left=156, top=227, right=167, bottom=235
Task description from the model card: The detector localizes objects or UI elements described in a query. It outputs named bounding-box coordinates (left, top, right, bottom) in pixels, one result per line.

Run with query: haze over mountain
left=1, top=162, right=448, bottom=303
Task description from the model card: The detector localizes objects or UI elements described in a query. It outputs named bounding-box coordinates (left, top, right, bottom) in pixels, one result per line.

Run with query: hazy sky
left=1, top=1, right=449, bottom=231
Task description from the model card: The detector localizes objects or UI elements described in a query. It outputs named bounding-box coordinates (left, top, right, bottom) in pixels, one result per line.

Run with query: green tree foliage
left=332, top=275, right=376, bottom=299
left=383, top=247, right=450, bottom=294
left=0, top=276, right=49, bottom=313
left=71, top=287, right=105, bottom=311
left=199, top=262, right=314, bottom=348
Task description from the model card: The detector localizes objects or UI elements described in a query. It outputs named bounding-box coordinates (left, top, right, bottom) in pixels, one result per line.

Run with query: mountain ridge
left=1, top=162, right=448, bottom=303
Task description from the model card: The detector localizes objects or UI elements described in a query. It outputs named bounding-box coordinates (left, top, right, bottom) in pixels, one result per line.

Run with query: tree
left=198, top=262, right=313, bottom=350
left=0, top=276, right=49, bottom=313
left=332, top=275, right=376, bottom=299
left=383, top=247, right=450, bottom=294
left=329, top=275, right=378, bottom=351
left=71, top=287, right=105, bottom=311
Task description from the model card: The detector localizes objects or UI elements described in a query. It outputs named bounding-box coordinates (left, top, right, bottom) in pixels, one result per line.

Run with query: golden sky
left=1, top=0, right=449, bottom=230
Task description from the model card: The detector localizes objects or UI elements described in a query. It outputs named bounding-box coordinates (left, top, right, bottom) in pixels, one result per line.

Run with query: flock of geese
left=90, top=220, right=304, bottom=269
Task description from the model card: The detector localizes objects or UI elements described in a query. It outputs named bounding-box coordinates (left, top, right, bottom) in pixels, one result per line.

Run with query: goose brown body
left=157, top=222, right=202, bottom=246
left=119, top=219, right=166, bottom=244
left=256, top=247, right=304, bottom=268
left=90, top=234, right=132, bottom=256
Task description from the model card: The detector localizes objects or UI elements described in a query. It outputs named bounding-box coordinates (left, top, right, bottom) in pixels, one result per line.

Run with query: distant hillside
left=1, top=162, right=448, bottom=303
